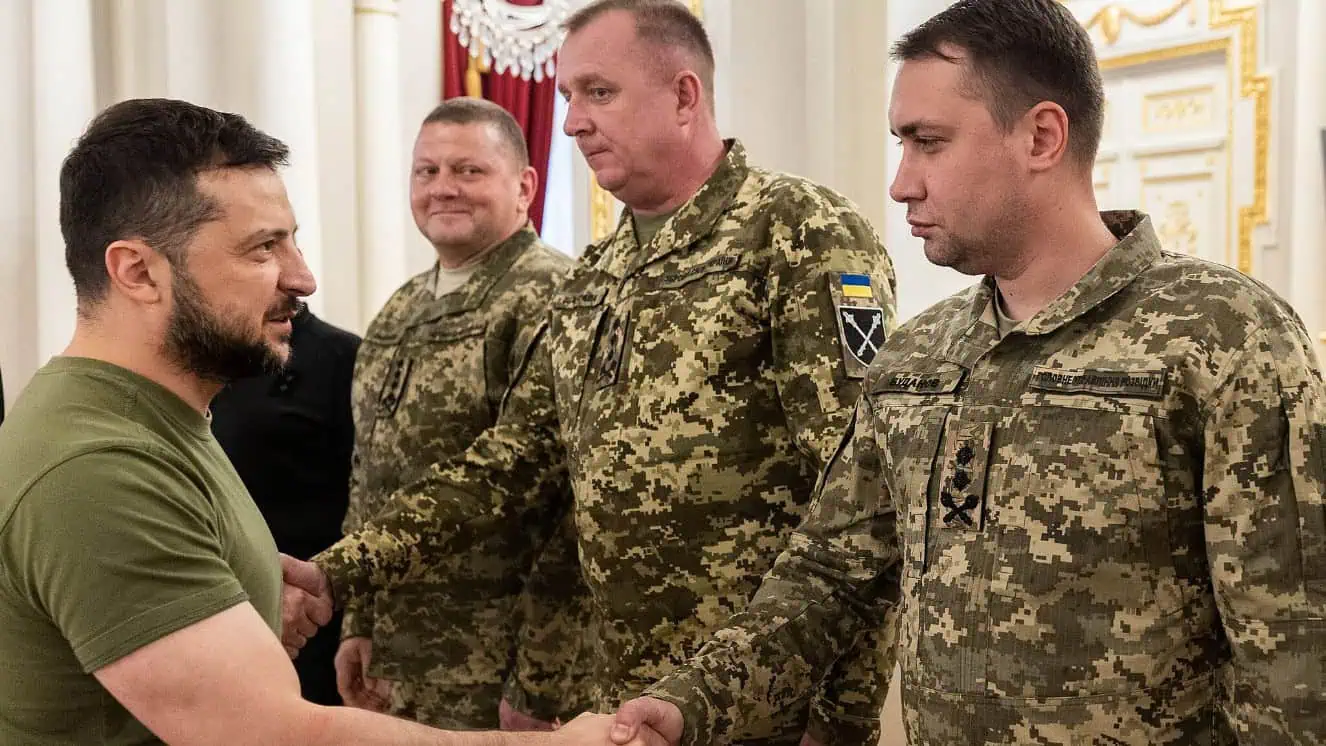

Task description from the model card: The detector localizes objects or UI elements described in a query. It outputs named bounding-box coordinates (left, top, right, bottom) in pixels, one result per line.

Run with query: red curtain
left=442, top=0, right=557, bottom=233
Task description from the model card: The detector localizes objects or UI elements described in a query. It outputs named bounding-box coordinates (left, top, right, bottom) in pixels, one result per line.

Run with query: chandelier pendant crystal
left=449, top=0, right=583, bottom=82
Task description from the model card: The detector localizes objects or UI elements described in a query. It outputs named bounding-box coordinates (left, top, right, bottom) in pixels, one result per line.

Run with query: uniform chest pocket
left=381, top=319, right=488, bottom=425
left=868, top=366, right=967, bottom=584
left=629, top=255, right=762, bottom=401
left=547, top=286, right=609, bottom=433
left=990, top=390, right=1178, bottom=613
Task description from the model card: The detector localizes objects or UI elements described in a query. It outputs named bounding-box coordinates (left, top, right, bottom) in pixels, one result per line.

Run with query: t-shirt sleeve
left=3, top=446, right=250, bottom=673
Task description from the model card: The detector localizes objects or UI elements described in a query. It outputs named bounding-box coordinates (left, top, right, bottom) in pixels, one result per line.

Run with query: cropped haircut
left=59, top=98, right=289, bottom=307
left=564, top=0, right=715, bottom=110
left=422, top=97, right=531, bottom=168
left=892, top=0, right=1105, bottom=167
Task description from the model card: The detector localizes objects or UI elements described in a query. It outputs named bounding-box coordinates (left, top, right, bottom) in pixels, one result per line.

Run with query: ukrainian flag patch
left=840, top=273, right=874, bottom=299
left=831, top=272, right=884, bottom=379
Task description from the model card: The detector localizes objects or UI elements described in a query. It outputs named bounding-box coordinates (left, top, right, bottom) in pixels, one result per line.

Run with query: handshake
left=278, top=555, right=690, bottom=746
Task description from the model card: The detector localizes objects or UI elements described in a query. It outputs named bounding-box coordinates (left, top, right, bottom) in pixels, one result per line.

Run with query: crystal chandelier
left=449, top=0, right=585, bottom=82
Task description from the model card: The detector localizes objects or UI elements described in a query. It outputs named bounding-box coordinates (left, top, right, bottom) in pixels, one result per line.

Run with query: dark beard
left=163, top=266, right=302, bottom=383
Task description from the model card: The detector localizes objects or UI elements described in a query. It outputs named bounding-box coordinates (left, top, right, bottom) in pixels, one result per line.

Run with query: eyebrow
left=890, top=121, right=952, bottom=138
left=559, top=73, right=611, bottom=94
left=239, top=225, right=297, bottom=247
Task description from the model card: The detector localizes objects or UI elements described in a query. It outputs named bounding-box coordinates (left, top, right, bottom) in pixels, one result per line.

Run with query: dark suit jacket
left=210, top=308, right=361, bottom=705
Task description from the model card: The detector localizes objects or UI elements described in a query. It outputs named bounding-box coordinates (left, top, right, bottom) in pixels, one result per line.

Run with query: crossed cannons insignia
left=840, top=306, right=885, bottom=366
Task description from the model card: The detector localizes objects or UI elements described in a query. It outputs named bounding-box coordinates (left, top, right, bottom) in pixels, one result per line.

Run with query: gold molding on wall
left=1083, top=0, right=1198, bottom=45
left=1096, top=1, right=1269, bottom=275
left=587, top=0, right=705, bottom=242
left=353, top=0, right=399, bottom=17
left=1210, top=0, right=1270, bottom=278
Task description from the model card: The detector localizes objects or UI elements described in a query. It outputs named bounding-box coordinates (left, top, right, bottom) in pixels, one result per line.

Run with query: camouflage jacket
left=315, top=140, right=900, bottom=743
left=646, top=211, right=1326, bottom=745
left=342, top=224, right=584, bottom=727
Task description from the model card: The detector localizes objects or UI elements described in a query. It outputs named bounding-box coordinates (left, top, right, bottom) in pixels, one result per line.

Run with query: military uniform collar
left=601, top=138, right=749, bottom=278
left=933, top=211, right=1157, bottom=366
left=1018, top=210, right=1158, bottom=335
left=964, top=210, right=1158, bottom=337
left=411, top=222, right=539, bottom=321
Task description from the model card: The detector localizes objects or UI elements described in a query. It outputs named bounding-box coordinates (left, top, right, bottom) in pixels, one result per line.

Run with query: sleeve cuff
left=311, top=543, right=360, bottom=614
left=645, top=669, right=726, bottom=746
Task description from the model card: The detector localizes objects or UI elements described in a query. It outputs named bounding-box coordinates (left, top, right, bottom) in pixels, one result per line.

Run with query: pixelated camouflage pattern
left=646, top=211, right=1326, bottom=746
left=341, top=224, right=587, bottom=728
left=315, top=140, right=899, bottom=743
left=502, top=508, right=596, bottom=722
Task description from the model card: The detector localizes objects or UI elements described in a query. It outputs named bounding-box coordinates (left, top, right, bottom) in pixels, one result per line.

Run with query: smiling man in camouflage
left=607, top=1, right=1326, bottom=744
left=282, top=0, right=899, bottom=743
left=330, top=98, right=588, bottom=729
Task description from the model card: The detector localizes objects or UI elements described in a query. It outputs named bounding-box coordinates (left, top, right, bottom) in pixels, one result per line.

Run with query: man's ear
left=105, top=239, right=169, bottom=305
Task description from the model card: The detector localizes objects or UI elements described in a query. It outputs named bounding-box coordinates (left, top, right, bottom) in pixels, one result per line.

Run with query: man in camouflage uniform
left=607, top=1, right=1326, bottom=744
left=334, top=97, right=586, bottom=729
left=285, top=1, right=900, bottom=743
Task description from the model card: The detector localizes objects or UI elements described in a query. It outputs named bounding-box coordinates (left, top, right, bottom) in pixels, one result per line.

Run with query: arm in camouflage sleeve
left=337, top=459, right=376, bottom=639
left=646, top=398, right=902, bottom=746
left=312, top=324, right=571, bottom=611
left=502, top=508, right=595, bottom=722
left=768, top=190, right=898, bottom=744
left=1202, top=321, right=1326, bottom=743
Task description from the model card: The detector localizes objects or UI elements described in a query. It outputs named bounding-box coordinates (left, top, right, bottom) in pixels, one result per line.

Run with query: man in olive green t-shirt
left=0, top=98, right=623, bottom=746
left=0, top=357, right=282, bottom=743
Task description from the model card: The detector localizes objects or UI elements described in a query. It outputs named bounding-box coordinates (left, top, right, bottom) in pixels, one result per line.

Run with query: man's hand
left=609, top=697, right=684, bottom=746
left=499, top=697, right=557, bottom=731
left=552, top=712, right=669, bottom=745
left=279, top=554, right=333, bottom=657
left=334, top=636, right=392, bottom=712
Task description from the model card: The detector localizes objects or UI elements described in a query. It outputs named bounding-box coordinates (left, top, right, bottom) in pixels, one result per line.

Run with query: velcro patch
left=1028, top=367, right=1167, bottom=399
left=875, top=368, right=967, bottom=395
left=830, top=272, right=885, bottom=379
left=840, top=306, right=885, bottom=366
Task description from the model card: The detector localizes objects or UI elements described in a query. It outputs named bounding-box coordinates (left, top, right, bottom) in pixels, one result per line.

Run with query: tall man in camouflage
left=333, top=98, right=583, bottom=729
left=605, top=1, right=1326, bottom=744
left=282, top=1, right=899, bottom=743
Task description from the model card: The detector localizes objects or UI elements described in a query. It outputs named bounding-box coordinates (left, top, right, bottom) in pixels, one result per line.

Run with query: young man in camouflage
left=283, top=1, right=899, bottom=743
left=332, top=98, right=588, bottom=728
left=607, top=1, right=1326, bottom=744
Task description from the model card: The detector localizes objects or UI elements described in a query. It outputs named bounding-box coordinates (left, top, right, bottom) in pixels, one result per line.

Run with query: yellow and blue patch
left=831, top=272, right=885, bottom=379
left=840, top=273, right=874, bottom=299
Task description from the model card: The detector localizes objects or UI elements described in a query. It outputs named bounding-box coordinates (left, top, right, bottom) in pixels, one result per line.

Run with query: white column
left=0, top=0, right=38, bottom=407
left=1288, top=0, right=1326, bottom=359
left=803, top=2, right=838, bottom=188
left=107, top=0, right=167, bottom=102
left=354, top=0, right=408, bottom=328
left=164, top=0, right=222, bottom=105
left=252, top=0, right=326, bottom=314
left=33, top=0, right=97, bottom=363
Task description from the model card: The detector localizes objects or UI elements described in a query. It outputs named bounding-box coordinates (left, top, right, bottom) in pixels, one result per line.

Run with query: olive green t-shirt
left=631, top=207, right=679, bottom=246
left=0, top=357, right=282, bottom=745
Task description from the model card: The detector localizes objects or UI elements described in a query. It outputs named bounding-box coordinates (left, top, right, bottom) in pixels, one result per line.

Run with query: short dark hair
left=59, top=98, right=289, bottom=308
left=892, top=0, right=1104, bottom=167
left=564, top=0, right=715, bottom=110
left=422, top=98, right=531, bottom=168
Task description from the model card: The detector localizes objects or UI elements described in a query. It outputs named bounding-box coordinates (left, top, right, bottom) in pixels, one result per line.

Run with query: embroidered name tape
left=1028, top=367, right=1166, bottom=399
